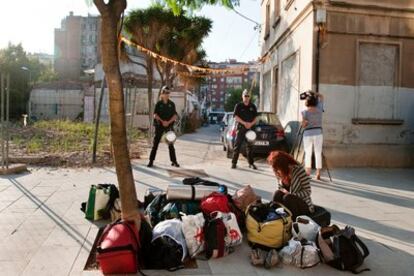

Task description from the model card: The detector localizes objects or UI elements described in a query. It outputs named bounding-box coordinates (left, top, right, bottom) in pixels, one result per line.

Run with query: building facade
left=54, top=12, right=101, bottom=80
left=201, top=60, right=257, bottom=111
left=260, top=0, right=414, bottom=167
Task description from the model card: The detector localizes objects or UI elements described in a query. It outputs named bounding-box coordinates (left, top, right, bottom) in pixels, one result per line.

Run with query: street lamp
left=21, top=66, right=32, bottom=84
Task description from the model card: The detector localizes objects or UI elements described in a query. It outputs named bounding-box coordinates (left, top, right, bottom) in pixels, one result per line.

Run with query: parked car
left=220, top=114, right=234, bottom=151
left=220, top=112, right=234, bottom=132
left=208, top=111, right=225, bottom=125
left=223, top=112, right=288, bottom=158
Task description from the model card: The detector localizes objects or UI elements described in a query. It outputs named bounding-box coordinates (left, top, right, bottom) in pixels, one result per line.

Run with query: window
left=273, top=0, right=281, bottom=28
left=264, top=1, right=270, bottom=40
left=355, top=42, right=400, bottom=120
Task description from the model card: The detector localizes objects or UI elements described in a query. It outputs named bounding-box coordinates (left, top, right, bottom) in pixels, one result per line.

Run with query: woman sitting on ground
left=267, top=151, right=314, bottom=219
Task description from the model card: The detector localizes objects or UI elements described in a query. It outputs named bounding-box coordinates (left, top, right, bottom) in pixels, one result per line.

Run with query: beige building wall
left=319, top=1, right=414, bottom=167
left=260, top=0, right=414, bottom=167
left=260, top=0, right=315, bottom=144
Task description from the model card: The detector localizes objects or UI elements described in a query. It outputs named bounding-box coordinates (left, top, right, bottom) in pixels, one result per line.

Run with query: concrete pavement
left=0, top=125, right=413, bottom=275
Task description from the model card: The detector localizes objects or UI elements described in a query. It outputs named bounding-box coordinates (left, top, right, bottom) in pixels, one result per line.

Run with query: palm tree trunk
left=146, top=58, right=154, bottom=140
left=94, top=0, right=140, bottom=228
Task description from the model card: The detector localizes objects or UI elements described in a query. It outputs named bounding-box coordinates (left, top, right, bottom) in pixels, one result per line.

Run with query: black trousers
left=232, top=127, right=254, bottom=165
left=273, top=190, right=310, bottom=220
left=149, top=126, right=177, bottom=163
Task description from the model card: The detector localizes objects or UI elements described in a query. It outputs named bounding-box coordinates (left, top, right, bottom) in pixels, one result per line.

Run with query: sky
left=0, top=0, right=261, bottom=63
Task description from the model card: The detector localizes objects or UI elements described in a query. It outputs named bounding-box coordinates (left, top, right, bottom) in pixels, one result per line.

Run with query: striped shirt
left=278, top=165, right=314, bottom=213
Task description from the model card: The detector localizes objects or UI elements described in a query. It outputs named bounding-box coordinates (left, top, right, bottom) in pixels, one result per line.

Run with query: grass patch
left=11, top=120, right=146, bottom=154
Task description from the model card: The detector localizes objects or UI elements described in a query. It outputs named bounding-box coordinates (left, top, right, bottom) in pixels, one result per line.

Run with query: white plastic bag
left=279, top=238, right=320, bottom=268
left=181, top=213, right=205, bottom=258
left=292, top=215, right=320, bottom=242
left=213, top=211, right=243, bottom=247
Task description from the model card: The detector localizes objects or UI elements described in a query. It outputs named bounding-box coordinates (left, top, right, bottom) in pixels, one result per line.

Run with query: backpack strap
left=353, top=236, right=370, bottom=259
left=349, top=235, right=370, bottom=274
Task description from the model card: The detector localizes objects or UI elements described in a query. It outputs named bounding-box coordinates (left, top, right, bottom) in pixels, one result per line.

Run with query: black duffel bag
left=310, top=205, right=331, bottom=227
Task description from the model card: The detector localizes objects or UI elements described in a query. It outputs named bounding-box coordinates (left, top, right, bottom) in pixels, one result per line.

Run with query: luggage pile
left=83, top=179, right=370, bottom=274
left=141, top=179, right=252, bottom=268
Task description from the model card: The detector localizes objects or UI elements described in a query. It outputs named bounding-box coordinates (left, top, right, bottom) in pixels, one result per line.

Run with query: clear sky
left=0, top=0, right=261, bottom=63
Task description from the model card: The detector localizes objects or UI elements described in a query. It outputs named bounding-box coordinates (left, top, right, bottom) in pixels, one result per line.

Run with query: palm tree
left=123, top=6, right=176, bottom=128
left=155, top=14, right=212, bottom=90
left=91, top=0, right=237, bottom=228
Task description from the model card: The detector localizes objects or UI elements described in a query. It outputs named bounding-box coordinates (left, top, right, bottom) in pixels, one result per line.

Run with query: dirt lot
left=7, top=120, right=149, bottom=167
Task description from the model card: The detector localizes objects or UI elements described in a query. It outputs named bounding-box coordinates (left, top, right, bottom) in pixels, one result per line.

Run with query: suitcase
left=96, top=220, right=140, bottom=274
left=310, top=205, right=331, bottom=227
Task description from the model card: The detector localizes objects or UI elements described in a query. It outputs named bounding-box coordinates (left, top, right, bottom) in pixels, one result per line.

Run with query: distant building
left=201, top=59, right=258, bottom=111
left=54, top=11, right=101, bottom=80
left=27, top=53, right=54, bottom=68
left=259, top=0, right=414, bottom=167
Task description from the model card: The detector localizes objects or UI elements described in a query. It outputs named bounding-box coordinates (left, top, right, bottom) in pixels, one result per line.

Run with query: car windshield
left=256, top=113, right=280, bottom=126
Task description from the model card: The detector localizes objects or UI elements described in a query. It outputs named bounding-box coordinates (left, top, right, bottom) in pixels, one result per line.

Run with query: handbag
left=181, top=213, right=205, bottom=258
left=204, top=215, right=230, bottom=259
left=232, top=185, right=260, bottom=211
left=280, top=238, right=321, bottom=269
left=96, top=220, right=140, bottom=274
left=84, top=184, right=111, bottom=221
left=245, top=202, right=292, bottom=249
left=201, top=192, right=230, bottom=215
left=212, top=211, right=243, bottom=247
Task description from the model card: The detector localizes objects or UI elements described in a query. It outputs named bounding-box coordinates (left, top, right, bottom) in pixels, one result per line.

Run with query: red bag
left=97, top=220, right=140, bottom=274
left=201, top=192, right=230, bottom=215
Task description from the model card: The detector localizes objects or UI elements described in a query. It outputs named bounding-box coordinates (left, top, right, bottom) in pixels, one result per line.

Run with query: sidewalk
left=0, top=126, right=413, bottom=275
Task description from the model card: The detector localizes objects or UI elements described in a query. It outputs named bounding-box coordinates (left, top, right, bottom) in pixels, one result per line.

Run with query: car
left=220, top=112, right=234, bottom=131
left=208, top=111, right=225, bottom=125
left=220, top=113, right=234, bottom=151
left=224, top=112, right=288, bottom=158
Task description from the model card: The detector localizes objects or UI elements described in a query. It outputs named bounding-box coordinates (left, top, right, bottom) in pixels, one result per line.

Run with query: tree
left=154, top=13, right=212, bottom=91
left=93, top=0, right=140, bottom=228
left=224, top=84, right=259, bottom=112
left=91, top=0, right=238, bottom=228
left=0, top=43, right=53, bottom=119
left=123, top=6, right=177, bottom=127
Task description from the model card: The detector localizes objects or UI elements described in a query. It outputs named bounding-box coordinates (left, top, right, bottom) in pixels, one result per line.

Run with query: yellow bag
left=246, top=202, right=292, bottom=249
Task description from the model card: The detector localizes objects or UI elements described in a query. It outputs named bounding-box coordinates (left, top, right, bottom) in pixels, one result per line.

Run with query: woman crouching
left=268, top=151, right=314, bottom=220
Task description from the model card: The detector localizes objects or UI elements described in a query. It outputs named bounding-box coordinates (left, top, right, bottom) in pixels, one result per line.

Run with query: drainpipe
left=315, top=6, right=326, bottom=93
left=315, top=25, right=321, bottom=93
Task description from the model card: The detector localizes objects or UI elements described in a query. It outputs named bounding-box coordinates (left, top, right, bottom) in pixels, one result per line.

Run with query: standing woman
left=301, top=92, right=324, bottom=180
left=268, top=151, right=314, bottom=220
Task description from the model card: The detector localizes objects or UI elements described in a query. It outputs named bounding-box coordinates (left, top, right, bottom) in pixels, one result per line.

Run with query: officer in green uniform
left=232, top=89, right=258, bottom=170
left=147, top=86, right=180, bottom=168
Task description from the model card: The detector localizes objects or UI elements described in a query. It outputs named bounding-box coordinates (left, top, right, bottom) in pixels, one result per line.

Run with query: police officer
left=147, top=86, right=180, bottom=168
left=232, top=89, right=258, bottom=170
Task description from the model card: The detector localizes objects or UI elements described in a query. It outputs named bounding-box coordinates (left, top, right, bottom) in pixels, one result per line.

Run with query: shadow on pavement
left=330, top=207, right=414, bottom=245
left=312, top=180, right=414, bottom=209
left=7, top=177, right=93, bottom=248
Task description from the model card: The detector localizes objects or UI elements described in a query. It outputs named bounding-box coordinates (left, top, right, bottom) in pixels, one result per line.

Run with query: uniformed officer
left=232, top=89, right=258, bottom=170
left=147, top=86, right=180, bottom=168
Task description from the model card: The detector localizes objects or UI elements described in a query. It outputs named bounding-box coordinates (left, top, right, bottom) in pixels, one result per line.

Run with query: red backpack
left=201, top=192, right=230, bottom=215
left=97, top=220, right=141, bottom=274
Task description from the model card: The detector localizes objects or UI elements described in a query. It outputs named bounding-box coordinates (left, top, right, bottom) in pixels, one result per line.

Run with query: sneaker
left=171, top=162, right=180, bottom=167
left=147, top=161, right=153, bottom=168
left=249, top=164, right=258, bottom=170
left=250, top=248, right=266, bottom=266
left=231, top=163, right=237, bottom=169
left=264, top=249, right=279, bottom=269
